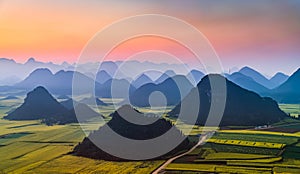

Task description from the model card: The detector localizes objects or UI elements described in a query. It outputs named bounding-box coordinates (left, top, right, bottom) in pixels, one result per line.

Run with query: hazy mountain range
left=15, top=68, right=100, bottom=95
left=226, top=72, right=270, bottom=94
left=0, top=58, right=194, bottom=85
left=0, top=58, right=72, bottom=85
left=0, top=58, right=298, bottom=104
left=4, top=69, right=300, bottom=126
left=130, top=75, right=194, bottom=107
left=271, top=69, right=300, bottom=103
left=1, top=57, right=289, bottom=86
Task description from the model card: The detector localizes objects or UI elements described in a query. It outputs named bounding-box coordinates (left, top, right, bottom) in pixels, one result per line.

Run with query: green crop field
left=280, top=104, right=300, bottom=117
left=220, top=129, right=300, bottom=138
left=0, top=99, right=164, bottom=173
left=30, top=155, right=163, bottom=174
left=2, top=98, right=300, bottom=173
left=204, top=152, right=274, bottom=160
left=165, top=131, right=300, bottom=173
left=166, top=163, right=273, bottom=173
left=0, top=119, right=164, bottom=173
left=206, top=139, right=285, bottom=149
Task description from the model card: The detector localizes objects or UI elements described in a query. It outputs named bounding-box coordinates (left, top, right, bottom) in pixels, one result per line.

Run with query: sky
left=0, top=0, right=300, bottom=76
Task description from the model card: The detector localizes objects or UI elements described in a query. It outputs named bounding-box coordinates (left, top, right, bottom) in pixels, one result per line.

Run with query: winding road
left=152, top=132, right=212, bottom=174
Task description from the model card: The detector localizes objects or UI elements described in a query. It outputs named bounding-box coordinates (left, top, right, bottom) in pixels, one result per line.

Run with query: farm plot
left=166, top=163, right=273, bottom=173
left=164, top=132, right=300, bottom=174
left=212, top=132, right=299, bottom=145
left=279, top=104, right=300, bottom=117
left=29, top=155, right=164, bottom=174
left=206, top=139, right=286, bottom=149
left=0, top=117, right=164, bottom=173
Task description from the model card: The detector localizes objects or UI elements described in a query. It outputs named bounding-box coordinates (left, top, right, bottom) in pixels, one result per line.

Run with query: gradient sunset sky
left=0, top=0, right=300, bottom=76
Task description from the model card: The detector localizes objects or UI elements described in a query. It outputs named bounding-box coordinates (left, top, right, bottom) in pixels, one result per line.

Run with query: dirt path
left=152, top=132, right=211, bottom=174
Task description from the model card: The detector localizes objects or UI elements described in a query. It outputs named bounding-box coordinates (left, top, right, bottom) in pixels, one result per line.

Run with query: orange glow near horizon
left=103, top=36, right=197, bottom=63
